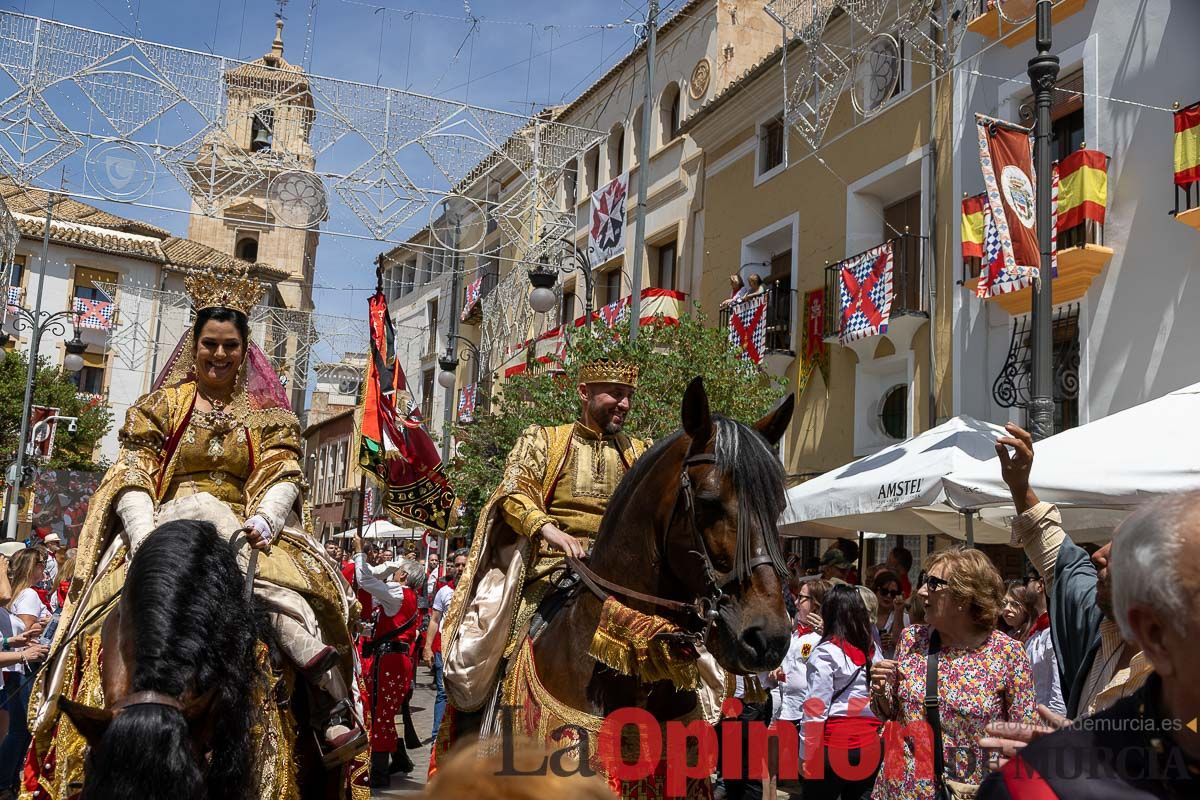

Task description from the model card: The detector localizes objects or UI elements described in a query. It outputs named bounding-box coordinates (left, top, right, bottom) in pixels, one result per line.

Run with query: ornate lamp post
left=3, top=309, right=86, bottom=540
left=527, top=245, right=595, bottom=329
left=1026, top=0, right=1059, bottom=440
left=437, top=335, right=486, bottom=411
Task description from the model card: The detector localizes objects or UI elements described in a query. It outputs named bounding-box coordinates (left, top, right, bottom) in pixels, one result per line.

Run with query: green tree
left=0, top=349, right=114, bottom=471
left=447, top=312, right=788, bottom=536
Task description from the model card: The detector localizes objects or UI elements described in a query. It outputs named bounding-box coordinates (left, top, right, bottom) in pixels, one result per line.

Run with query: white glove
left=243, top=514, right=273, bottom=551
left=115, top=489, right=155, bottom=555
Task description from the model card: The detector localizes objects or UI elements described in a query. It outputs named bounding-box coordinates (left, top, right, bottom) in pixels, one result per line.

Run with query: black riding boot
left=370, top=752, right=391, bottom=788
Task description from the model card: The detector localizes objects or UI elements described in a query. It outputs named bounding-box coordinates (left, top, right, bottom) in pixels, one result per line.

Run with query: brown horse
left=530, top=378, right=794, bottom=776
left=56, top=519, right=344, bottom=800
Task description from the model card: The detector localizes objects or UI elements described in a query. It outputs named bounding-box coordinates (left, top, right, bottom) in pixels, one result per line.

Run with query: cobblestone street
left=370, top=670, right=437, bottom=797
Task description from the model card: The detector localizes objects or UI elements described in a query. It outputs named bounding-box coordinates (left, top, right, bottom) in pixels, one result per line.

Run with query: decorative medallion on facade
left=689, top=59, right=711, bottom=100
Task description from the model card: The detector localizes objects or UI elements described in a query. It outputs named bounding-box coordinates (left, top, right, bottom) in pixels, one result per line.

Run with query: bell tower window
left=236, top=235, right=259, bottom=262
left=251, top=107, right=274, bottom=152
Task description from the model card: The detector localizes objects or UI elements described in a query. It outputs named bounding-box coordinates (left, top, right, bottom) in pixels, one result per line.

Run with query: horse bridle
left=568, top=448, right=773, bottom=638
left=110, top=691, right=185, bottom=714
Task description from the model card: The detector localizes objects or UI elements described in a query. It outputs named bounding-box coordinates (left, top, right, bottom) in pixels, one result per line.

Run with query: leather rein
left=567, top=448, right=774, bottom=636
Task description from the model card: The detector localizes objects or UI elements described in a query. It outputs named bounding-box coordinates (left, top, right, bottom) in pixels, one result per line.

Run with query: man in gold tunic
left=435, top=359, right=651, bottom=739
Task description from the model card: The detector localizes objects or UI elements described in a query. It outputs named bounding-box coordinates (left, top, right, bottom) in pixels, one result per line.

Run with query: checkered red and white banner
left=461, top=276, right=483, bottom=321
left=728, top=295, right=768, bottom=363
left=73, top=297, right=115, bottom=330
left=838, top=241, right=895, bottom=344
left=457, top=383, right=477, bottom=423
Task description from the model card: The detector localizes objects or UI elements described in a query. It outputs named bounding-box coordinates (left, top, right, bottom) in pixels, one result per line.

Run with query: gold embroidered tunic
left=438, top=420, right=650, bottom=714
left=26, top=381, right=367, bottom=800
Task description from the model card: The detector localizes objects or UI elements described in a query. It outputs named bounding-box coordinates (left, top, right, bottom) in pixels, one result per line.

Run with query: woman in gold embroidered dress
left=23, top=268, right=368, bottom=800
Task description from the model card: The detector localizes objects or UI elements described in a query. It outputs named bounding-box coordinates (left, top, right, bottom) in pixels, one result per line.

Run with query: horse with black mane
left=58, top=520, right=267, bottom=800
left=441, top=378, right=795, bottom=798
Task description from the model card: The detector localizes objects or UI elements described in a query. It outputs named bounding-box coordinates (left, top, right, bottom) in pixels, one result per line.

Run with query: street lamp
left=63, top=330, right=86, bottom=374
left=526, top=244, right=595, bottom=327
left=1026, top=0, right=1059, bottom=440
left=437, top=335, right=484, bottom=406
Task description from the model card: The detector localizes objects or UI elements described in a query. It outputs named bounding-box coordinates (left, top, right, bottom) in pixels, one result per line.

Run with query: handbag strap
left=924, top=630, right=946, bottom=786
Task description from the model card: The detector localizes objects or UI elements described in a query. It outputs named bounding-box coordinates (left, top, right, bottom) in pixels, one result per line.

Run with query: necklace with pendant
left=198, top=389, right=237, bottom=457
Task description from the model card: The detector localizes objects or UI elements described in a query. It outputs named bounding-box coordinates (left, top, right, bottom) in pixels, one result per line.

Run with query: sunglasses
left=797, top=593, right=820, bottom=605
left=923, top=575, right=951, bottom=592
left=878, top=588, right=901, bottom=598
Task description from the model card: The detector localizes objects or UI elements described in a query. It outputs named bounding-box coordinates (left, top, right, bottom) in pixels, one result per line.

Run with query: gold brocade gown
left=24, top=381, right=368, bottom=800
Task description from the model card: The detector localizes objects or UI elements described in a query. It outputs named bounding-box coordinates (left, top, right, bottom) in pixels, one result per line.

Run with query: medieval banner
left=976, top=114, right=1040, bottom=277
left=728, top=295, right=768, bottom=364
left=589, top=172, right=628, bottom=265
left=838, top=241, right=895, bottom=344
left=359, top=291, right=457, bottom=532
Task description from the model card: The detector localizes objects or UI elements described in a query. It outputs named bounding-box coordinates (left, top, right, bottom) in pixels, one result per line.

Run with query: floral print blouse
left=871, top=624, right=1036, bottom=800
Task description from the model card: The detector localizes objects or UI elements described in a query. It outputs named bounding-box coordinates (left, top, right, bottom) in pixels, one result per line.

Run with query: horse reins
left=568, top=449, right=772, bottom=639
left=110, top=691, right=185, bottom=714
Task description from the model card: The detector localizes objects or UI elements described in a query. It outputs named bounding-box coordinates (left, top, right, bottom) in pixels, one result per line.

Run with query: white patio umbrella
left=945, top=381, right=1200, bottom=541
left=780, top=415, right=1013, bottom=545
left=333, top=519, right=423, bottom=540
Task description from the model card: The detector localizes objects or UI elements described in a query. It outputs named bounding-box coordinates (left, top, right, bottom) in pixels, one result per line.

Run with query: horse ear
left=754, top=393, right=794, bottom=446
left=59, top=697, right=113, bottom=746
left=682, top=377, right=713, bottom=445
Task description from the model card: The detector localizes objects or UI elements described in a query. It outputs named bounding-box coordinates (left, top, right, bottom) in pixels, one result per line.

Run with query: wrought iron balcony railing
left=718, top=283, right=798, bottom=355
left=824, top=233, right=928, bottom=341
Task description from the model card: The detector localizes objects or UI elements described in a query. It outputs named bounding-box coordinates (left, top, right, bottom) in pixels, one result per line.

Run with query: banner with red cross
left=728, top=295, right=768, bottom=364
left=597, top=296, right=630, bottom=328
left=457, top=383, right=477, bottom=423
left=837, top=241, right=894, bottom=344
left=73, top=297, right=115, bottom=330
left=461, top=276, right=483, bottom=321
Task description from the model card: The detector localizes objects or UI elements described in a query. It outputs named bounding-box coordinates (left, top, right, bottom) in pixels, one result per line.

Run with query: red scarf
left=830, top=636, right=875, bottom=666
left=796, top=623, right=814, bottom=637
left=1025, top=611, right=1050, bottom=641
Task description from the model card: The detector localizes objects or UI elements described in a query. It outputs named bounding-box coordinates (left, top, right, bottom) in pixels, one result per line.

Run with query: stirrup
left=321, top=726, right=368, bottom=768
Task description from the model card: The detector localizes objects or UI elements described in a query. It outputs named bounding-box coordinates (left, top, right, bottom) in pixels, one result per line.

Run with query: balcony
left=967, top=0, right=1088, bottom=48
left=719, top=283, right=797, bottom=376
left=963, top=220, right=1113, bottom=316
left=1173, top=156, right=1200, bottom=233
left=460, top=268, right=498, bottom=324
left=824, top=233, right=929, bottom=354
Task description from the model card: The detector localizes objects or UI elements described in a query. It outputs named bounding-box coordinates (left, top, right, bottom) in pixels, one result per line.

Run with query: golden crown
left=579, top=358, right=638, bottom=388
left=183, top=266, right=267, bottom=316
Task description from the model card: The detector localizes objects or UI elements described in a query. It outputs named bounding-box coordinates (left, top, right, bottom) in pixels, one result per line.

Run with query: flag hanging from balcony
left=461, top=275, right=483, bottom=321
left=457, top=383, right=477, bottom=423
left=803, top=289, right=826, bottom=362
left=589, top=172, right=628, bottom=264
left=6, top=285, right=22, bottom=313
left=728, top=295, right=768, bottom=364
left=976, top=114, right=1040, bottom=278
left=961, top=193, right=987, bottom=260
left=358, top=290, right=457, bottom=532
left=1175, top=101, right=1200, bottom=188
left=838, top=241, right=894, bottom=344
left=73, top=297, right=115, bottom=330
left=1056, top=149, right=1108, bottom=230
left=597, top=296, right=630, bottom=328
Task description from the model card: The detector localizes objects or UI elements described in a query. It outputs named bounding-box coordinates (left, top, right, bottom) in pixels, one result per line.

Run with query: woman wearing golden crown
left=23, top=267, right=368, bottom=799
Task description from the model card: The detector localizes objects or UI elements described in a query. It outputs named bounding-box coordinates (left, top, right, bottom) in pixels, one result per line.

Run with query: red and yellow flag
left=1056, top=149, right=1107, bottom=230
left=359, top=291, right=457, bottom=532
left=1175, top=102, right=1200, bottom=188
left=961, top=193, right=987, bottom=259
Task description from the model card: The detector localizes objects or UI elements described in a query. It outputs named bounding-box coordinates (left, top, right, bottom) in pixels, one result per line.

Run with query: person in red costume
left=351, top=534, right=425, bottom=788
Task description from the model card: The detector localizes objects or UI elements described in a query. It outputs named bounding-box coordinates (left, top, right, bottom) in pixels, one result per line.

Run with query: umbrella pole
left=964, top=510, right=975, bottom=549
left=857, top=531, right=865, bottom=585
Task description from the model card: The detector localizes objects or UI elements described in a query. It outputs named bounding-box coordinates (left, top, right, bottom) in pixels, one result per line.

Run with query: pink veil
left=152, top=328, right=292, bottom=412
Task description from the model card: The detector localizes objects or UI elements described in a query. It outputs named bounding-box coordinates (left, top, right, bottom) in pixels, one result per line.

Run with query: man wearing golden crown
left=23, top=267, right=369, bottom=799
left=432, top=359, right=652, bottom=758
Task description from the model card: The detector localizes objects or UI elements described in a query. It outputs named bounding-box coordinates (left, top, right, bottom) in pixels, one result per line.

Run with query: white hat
left=43, top=532, right=63, bottom=546
left=0, top=541, right=26, bottom=558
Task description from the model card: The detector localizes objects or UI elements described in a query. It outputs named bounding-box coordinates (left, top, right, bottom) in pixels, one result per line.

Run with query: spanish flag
left=1175, top=101, right=1200, bottom=188
left=961, top=194, right=987, bottom=259
left=1056, top=149, right=1108, bottom=230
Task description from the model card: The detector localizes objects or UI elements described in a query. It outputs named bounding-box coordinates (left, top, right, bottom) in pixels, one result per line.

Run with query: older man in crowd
left=995, top=423, right=1150, bottom=718
left=979, top=491, right=1200, bottom=798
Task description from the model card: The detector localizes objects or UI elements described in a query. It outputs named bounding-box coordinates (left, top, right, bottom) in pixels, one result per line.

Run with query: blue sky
left=9, top=0, right=658, bottom=323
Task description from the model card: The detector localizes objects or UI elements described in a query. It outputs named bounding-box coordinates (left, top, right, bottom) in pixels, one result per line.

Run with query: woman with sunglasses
left=774, top=577, right=831, bottom=732
left=869, top=548, right=1035, bottom=800
left=871, top=569, right=909, bottom=659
